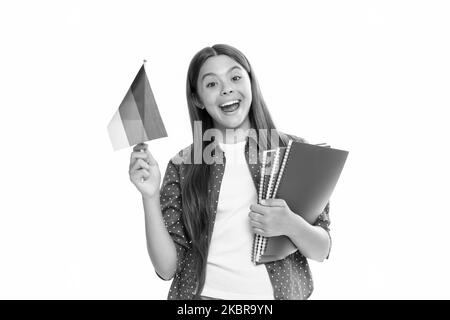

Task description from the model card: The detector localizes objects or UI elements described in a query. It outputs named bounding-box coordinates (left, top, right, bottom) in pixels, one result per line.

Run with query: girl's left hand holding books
left=248, top=199, right=297, bottom=237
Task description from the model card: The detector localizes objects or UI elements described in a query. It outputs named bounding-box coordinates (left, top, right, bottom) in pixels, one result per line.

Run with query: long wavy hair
left=183, top=44, right=278, bottom=297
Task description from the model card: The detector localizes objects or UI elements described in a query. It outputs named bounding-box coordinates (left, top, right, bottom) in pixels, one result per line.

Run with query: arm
left=142, top=194, right=178, bottom=280
left=129, top=144, right=185, bottom=280
left=284, top=210, right=331, bottom=262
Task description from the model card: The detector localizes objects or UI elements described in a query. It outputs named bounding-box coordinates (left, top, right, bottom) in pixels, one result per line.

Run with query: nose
left=221, top=87, right=233, bottom=96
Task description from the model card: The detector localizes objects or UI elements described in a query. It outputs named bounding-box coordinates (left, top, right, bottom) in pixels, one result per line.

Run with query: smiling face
left=196, top=55, right=252, bottom=133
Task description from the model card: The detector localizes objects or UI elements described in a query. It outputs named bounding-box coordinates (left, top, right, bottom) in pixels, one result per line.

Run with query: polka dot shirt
left=157, top=132, right=331, bottom=300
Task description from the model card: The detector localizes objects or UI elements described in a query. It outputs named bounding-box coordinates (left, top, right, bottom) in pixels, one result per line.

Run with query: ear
left=191, top=93, right=204, bottom=110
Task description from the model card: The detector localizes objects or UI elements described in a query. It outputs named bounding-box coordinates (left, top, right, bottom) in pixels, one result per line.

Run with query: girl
left=128, top=44, right=331, bottom=300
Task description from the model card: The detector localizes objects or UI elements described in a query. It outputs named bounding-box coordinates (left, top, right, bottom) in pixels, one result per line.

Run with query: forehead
left=198, top=55, right=244, bottom=79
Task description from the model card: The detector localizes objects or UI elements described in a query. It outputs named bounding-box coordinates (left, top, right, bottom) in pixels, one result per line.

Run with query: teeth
left=220, top=100, right=240, bottom=107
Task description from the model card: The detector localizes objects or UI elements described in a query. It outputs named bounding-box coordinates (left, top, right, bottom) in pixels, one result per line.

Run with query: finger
left=130, top=150, right=150, bottom=163
left=250, top=203, right=268, bottom=214
left=133, top=143, right=148, bottom=152
left=131, top=158, right=150, bottom=171
left=248, top=211, right=263, bottom=222
left=139, top=169, right=150, bottom=179
left=252, top=227, right=265, bottom=236
left=130, top=152, right=150, bottom=171
left=261, top=198, right=286, bottom=207
left=249, top=219, right=264, bottom=228
left=250, top=203, right=263, bottom=212
left=131, top=169, right=150, bottom=182
left=131, top=158, right=151, bottom=173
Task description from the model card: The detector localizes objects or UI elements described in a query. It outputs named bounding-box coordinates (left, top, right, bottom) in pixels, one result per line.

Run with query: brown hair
left=183, top=44, right=278, bottom=296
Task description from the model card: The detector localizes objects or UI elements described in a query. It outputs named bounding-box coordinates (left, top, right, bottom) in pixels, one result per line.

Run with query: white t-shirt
left=200, top=140, right=274, bottom=300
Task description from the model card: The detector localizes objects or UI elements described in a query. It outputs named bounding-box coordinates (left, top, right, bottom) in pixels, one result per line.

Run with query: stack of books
left=251, top=140, right=349, bottom=264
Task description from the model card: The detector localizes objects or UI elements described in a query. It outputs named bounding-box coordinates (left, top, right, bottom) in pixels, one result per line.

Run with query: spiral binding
left=253, top=151, right=268, bottom=264
left=272, top=139, right=293, bottom=197
left=266, top=148, right=281, bottom=200
left=252, top=147, right=283, bottom=264
left=259, top=148, right=281, bottom=261
left=251, top=140, right=295, bottom=264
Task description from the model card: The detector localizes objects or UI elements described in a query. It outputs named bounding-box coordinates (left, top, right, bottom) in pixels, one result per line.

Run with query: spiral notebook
left=251, top=140, right=349, bottom=264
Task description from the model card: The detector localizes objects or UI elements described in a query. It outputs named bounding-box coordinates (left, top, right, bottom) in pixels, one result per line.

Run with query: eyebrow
left=201, top=66, right=242, bottom=82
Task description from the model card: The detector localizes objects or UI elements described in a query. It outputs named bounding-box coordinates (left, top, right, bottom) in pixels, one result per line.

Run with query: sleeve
left=313, top=202, right=332, bottom=259
left=155, top=160, right=190, bottom=280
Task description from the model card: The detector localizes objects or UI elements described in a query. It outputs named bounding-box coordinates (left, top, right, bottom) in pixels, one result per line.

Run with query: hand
left=129, top=143, right=161, bottom=199
left=248, top=199, right=295, bottom=237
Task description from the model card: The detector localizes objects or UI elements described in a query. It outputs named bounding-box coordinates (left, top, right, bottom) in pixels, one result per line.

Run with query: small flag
left=107, top=62, right=168, bottom=151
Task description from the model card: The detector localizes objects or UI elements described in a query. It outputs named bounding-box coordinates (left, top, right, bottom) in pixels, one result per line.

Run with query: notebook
left=252, top=149, right=271, bottom=264
left=251, top=140, right=349, bottom=264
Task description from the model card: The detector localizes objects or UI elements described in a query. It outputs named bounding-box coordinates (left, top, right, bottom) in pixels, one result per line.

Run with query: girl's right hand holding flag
left=129, top=142, right=161, bottom=199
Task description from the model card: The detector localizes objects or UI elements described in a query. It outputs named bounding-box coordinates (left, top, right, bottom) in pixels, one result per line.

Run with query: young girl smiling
left=128, top=44, right=331, bottom=300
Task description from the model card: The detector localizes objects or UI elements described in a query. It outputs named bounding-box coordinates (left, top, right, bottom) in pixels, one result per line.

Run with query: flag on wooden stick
left=107, top=62, right=167, bottom=151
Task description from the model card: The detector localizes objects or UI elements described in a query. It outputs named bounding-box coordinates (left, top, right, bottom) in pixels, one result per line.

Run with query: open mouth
left=219, top=99, right=241, bottom=113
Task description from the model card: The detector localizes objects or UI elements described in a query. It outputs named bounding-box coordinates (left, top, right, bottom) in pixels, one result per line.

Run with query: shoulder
left=278, top=131, right=308, bottom=145
left=170, top=143, right=194, bottom=166
left=161, top=144, right=193, bottom=182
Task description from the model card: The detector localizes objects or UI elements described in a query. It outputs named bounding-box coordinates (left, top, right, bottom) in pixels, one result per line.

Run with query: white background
left=1, top=0, right=449, bottom=299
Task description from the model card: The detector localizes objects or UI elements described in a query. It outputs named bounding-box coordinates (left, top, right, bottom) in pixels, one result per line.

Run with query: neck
left=214, top=118, right=251, bottom=144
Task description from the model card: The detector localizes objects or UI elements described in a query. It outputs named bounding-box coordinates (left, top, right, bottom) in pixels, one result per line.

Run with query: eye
left=206, top=82, right=217, bottom=88
left=232, top=75, right=241, bottom=81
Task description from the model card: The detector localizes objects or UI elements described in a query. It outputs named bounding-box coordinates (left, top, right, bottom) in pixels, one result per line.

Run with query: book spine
left=255, top=148, right=282, bottom=262
left=253, top=151, right=268, bottom=264
left=258, top=151, right=268, bottom=203
left=254, top=148, right=280, bottom=263
left=266, top=147, right=281, bottom=199
left=273, top=139, right=293, bottom=198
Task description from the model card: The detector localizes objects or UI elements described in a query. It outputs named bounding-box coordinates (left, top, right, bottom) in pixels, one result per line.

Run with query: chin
left=223, top=119, right=247, bottom=130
